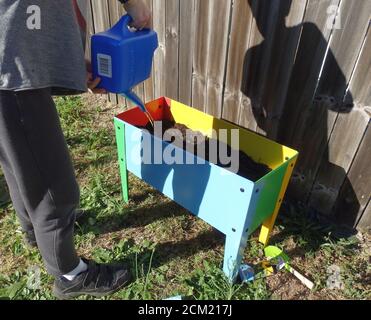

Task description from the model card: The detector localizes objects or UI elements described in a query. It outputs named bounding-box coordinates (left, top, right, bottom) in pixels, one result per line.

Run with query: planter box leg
left=259, top=158, right=297, bottom=246
left=259, top=213, right=278, bottom=247
left=223, top=231, right=249, bottom=282
left=115, top=122, right=129, bottom=203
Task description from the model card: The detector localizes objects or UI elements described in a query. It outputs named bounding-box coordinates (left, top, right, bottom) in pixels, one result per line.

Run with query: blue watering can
left=91, top=15, right=158, bottom=122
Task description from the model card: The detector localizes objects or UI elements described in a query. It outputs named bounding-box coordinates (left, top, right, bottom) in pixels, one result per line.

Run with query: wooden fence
left=88, top=0, right=371, bottom=232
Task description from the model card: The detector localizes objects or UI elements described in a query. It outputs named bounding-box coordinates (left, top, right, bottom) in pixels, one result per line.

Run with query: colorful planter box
left=114, top=97, right=298, bottom=280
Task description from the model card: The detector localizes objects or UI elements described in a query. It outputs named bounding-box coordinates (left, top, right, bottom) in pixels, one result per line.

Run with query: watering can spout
left=122, top=91, right=155, bottom=127
left=122, top=90, right=146, bottom=113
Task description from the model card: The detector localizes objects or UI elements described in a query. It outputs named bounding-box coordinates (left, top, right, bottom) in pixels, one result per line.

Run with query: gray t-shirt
left=0, top=0, right=87, bottom=94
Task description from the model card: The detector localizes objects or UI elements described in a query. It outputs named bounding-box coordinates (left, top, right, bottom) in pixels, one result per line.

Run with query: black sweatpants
left=0, top=88, right=80, bottom=276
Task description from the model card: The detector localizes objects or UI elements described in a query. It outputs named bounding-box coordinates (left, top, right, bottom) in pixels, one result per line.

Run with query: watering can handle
left=120, top=15, right=134, bottom=36
left=120, top=14, right=150, bottom=35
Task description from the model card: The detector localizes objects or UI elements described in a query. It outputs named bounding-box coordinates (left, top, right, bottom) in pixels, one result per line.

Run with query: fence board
left=236, top=0, right=307, bottom=136
left=222, top=0, right=256, bottom=127
left=308, top=108, right=369, bottom=215
left=153, top=0, right=166, bottom=100
left=308, top=0, right=371, bottom=215
left=257, top=0, right=307, bottom=138
left=85, top=1, right=94, bottom=61
left=330, top=27, right=371, bottom=228
left=333, top=124, right=371, bottom=229
left=165, top=0, right=180, bottom=100
left=358, top=201, right=371, bottom=233
left=179, top=0, right=195, bottom=106
left=279, top=0, right=341, bottom=146
left=143, top=0, right=155, bottom=103
left=192, top=0, right=211, bottom=111
left=317, top=0, right=371, bottom=103
left=204, top=0, right=232, bottom=118
left=344, top=23, right=371, bottom=108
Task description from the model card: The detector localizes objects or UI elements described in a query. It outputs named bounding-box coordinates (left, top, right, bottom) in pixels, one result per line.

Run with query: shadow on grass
left=145, top=229, right=224, bottom=269
left=112, top=229, right=224, bottom=274
left=77, top=200, right=189, bottom=235
left=74, top=153, right=116, bottom=173
left=266, top=200, right=359, bottom=258
left=78, top=199, right=225, bottom=268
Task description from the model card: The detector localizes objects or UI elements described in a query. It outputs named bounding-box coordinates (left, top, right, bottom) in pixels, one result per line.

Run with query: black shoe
left=53, top=259, right=132, bottom=299
left=23, top=230, right=37, bottom=249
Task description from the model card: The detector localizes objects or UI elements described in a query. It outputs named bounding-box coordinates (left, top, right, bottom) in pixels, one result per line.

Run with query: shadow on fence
left=242, top=0, right=359, bottom=231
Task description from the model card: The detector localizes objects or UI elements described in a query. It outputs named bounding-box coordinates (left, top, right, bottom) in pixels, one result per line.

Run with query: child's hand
left=86, top=60, right=107, bottom=94
left=124, top=0, right=152, bottom=30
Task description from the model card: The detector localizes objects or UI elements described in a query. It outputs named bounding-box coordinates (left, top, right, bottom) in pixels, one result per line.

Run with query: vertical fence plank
left=343, top=24, right=371, bottom=108
left=279, top=0, right=341, bottom=202
left=308, top=109, right=369, bottom=215
left=236, top=0, right=307, bottom=135
left=333, top=124, right=371, bottom=229
left=152, top=0, right=165, bottom=99
left=358, top=201, right=371, bottom=233
left=222, top=0, right=255, bottom=126
left=317, top=0, right=371, bottom=103
left=85, top=1, right=94, bottom=62
left=279, top=0, right=341, bottom=145
left=179, top=0, right=195, bottom=106
left=143, top=0, right=155, bottom=102
left=257, top=0, right=307, bottom=138
left=153, top=0, right=166, bottom=99
left=192, top=0, right=211, bottom=111
left=322, top=24, right=371, bottom=225
left=307, top=0, right=371, bottom=216
left=191, top=0, right=232, bottom=116
left=164, top=0, right=180, bottom=100
left=204, top=0, right=232, bottom=118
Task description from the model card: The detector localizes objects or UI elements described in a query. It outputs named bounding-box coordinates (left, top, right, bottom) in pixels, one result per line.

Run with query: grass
left=0, top=95, right=369, bottom=300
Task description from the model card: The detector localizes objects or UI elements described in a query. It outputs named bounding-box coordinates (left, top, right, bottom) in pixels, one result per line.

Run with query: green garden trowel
left=264, top=246, right=314, bottom=290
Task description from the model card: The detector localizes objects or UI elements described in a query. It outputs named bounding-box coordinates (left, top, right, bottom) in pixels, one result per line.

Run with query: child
left=0, top=0, right=151, bottom=299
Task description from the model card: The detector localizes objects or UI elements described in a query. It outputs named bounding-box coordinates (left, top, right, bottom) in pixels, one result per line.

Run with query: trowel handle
left=289, top=266, right=314, bottom=290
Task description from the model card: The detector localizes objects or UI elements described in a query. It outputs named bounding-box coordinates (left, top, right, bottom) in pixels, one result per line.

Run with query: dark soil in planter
left=141, top=120, right=271, bottom=181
